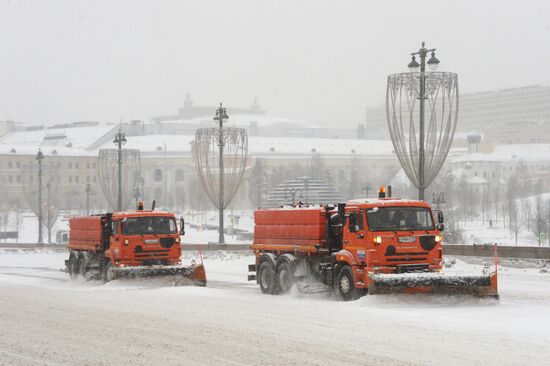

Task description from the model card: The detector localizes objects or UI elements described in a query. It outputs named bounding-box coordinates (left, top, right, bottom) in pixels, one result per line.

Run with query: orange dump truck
left=249, top=190, right=498, bottom=301
left=65, top=208, right=206, bottom=285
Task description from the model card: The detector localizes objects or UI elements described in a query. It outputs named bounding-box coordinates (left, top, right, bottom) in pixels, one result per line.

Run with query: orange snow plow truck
left=248, top=188, right=498, bottom=301
left=65, top=207, right=206, bottom=286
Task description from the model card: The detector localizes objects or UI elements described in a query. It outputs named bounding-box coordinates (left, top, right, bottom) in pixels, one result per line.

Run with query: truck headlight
left=373, top=236, right=382, bottom=244
left=435, top=235, right=442, bottom=243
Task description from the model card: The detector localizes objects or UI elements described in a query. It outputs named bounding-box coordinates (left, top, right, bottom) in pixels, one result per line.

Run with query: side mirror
left=179, top=217, right=185, bottom=236
left=437, top=210, right=444, bottom=224
left=350, top=224, right=359, bottom=233
left=437, top=223, right=445, bottom=232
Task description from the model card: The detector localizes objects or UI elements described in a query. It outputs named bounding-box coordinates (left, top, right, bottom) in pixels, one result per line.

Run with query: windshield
left=121, top=216, right=177, bottom=235
left=366, top=207, right=434, bottom=231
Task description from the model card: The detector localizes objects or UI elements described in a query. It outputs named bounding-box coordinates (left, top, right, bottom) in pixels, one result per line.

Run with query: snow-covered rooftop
left=452, top=144, right=550, bottom=163
left=161, top=113, right=327, bottom=130
left=0, top=124, right=115, bottom=156
left=99, top=134, right=396, bottom=157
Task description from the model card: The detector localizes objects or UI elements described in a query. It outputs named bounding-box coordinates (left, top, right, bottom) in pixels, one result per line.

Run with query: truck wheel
left=258, top=260, right=276, bottom=295
left=77, top=257, right=86, bottom=279
left=276, top=262, right=294, bottom=294
left=335, top=265, right=359, bottom=301
left=68, top=254, right=77, bottom=280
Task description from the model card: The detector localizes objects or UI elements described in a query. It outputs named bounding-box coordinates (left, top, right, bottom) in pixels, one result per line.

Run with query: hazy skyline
left=1, top=0, right=549, bottom=127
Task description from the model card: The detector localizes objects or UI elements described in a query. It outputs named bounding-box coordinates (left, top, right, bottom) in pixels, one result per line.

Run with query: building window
left=16, top=175, right=21, bottom=183
left=16, top=161, right=20, bottom=168
left=154, top=169, right=163, bottom=182
left=8, top=161, right=12, bottom=168
left=474, top=172, right=477, bottom=177
left=69, top=176, right=72, bottom=183
left=492, top=172, right=495, bottom=178
left=75, top=163, right=79, bottom=169
left=8, top=175, right=12, bottom=183
left=87, top=163, right=90, bottom=169
left=86, top=176, right=90, bottom=183
left=75, top=176, right=79, bottom=183
left=93, top=176, right=97, bottom=183
left=69, top=162, right=73, bottom=169
left=93, top=163, right=96, bottom=169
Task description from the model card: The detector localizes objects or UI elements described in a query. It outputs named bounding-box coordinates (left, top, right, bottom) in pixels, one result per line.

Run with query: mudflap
left=111, top=264, right=207, bottom=287
left=367, top=272, right=499, bottom=299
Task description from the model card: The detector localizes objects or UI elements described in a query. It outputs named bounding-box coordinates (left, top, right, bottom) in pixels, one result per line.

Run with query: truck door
left=344, top=210, right=366, bottom=252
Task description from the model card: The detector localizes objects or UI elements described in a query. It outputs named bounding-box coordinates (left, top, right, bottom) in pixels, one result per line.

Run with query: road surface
left=0, top=251, right=549, bottom=365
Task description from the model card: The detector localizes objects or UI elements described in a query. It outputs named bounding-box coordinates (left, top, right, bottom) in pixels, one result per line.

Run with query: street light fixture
left=427, top=51, right=440, bottom=71
left=408, top=56, right=420, bottom=72
left=35, top=149, right=44, bottom=244
left=113, top=128, right=127, bottom=211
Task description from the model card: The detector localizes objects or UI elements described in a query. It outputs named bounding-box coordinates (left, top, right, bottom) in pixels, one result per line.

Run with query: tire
left=77, top=257, right=86, bottom=279
left=276, top=261, right=294, bottom=294
left=335, top=265, right=359, bottom=301
left=258, top=260, right=276, bottom=295
left=68, top=254, right=78, bottom=280
left=101, top=261, right=114, bottom=284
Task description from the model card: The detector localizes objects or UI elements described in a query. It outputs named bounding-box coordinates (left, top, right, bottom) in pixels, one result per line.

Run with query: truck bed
left=68, top=216, right=103, bottom=252
left=252, top=207, right=327, bottom=251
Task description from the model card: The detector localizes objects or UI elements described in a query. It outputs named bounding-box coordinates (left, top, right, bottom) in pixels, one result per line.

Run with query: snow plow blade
left=367, top=272, right=498, bottom=299
left=111, top=264, right=207, bottom=286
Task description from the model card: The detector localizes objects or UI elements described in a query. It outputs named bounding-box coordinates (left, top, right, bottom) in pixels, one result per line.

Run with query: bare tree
left=97, top=149, right=142, bottom=211
left=532, top=197, right=545, bottom=246
left=20, top=162, right=60, bottom=243
left=509, top=200, right=521, bottom=246
left=506, top=174, right=520, bottom=229
left=442, top=212, right=465, bottom=244
left=247, top=158, right=268, bottom=209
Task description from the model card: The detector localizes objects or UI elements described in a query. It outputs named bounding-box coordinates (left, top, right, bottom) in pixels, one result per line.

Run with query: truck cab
left=339, top=198, right=443, bottom=276
left=107, top=211, right=182, bottom=267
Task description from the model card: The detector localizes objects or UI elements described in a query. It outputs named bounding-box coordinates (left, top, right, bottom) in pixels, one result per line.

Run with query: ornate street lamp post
left=193, top=103, right=248, bottom=245
left=386, top=42, right=458, bottom=201
left=35, top=149, right=44, bottom=244
left=213, top=104, right=229, bottom=244
left=407, top=42, right=440, bottom=201
left=113, top=128, right=127, bottom=211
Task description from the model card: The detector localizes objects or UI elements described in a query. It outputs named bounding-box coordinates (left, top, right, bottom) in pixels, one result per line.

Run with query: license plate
left=398, top=236, right=416, bottom=243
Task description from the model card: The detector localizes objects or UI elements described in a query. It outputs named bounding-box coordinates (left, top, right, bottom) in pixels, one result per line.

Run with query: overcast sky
left=1, top=0, right=549, bottom=127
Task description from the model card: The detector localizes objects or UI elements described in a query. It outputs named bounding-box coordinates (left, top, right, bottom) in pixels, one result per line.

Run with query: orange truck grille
left=134, top=249, right=170, bottom=259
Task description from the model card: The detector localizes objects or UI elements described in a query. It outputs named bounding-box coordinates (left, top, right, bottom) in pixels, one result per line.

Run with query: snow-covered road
left=0, top=250, right=549, bottom=365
